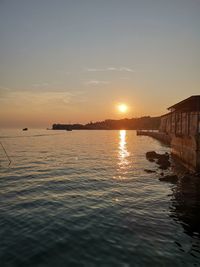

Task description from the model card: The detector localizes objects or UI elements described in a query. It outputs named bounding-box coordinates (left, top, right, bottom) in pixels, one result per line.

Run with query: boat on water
left=22, top=128, right=28, bottom=131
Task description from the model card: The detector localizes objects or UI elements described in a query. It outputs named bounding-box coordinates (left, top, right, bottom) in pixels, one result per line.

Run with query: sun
left=118, top=103, right=128, bottom=113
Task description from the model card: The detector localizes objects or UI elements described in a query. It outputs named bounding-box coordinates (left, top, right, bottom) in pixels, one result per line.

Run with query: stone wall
left=171, top=136, right=199, bottom=171
left=160, top=111, right=200, bottom=171
left=197, top=135, right=200, bottom=172
left=160, top=112, right=200, bottom=136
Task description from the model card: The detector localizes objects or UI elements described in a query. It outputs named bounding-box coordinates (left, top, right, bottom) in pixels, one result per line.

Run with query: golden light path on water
left=117, top=130, right=130, bottom=179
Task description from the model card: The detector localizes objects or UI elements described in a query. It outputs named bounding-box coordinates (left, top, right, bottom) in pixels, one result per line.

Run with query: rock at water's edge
left=159, top=175, right=178, bottom=183
left=146, top=151, right=171, bottom=170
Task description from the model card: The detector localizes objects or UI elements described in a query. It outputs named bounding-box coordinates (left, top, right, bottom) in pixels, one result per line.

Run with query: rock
left=146, top=151, right=169, bottom=160
left=146, top=151, right=158, bottom=160
left=159, top=175, right=178, bottom=183
left=144, top=169, right=156, bottom=173
left=146, top=151, right=171, bottom=170
left=149, top=158, right=155, bottom=162
left=157, top=156, right=171, bottom=170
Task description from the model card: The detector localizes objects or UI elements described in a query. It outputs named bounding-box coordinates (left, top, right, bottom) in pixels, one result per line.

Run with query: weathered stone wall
left=171, top=136, right=198, bottom=171
left=197, top=135, right=200, bottom=171
left=159, top=114, right=171, bottom=133
left=160, top=112, right=199, bottom=136
left=160, top=111, right=200, bottom=171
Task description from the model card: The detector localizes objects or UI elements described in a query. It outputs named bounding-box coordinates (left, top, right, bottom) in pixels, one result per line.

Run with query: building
left=159, top=96, right=200, bottom=171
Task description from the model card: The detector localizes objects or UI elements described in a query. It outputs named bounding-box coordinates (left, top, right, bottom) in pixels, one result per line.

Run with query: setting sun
left=118, top=104, right=128, bottom=113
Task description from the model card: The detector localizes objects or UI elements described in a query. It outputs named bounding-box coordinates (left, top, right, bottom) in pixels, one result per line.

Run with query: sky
left=0, top=0, right=200, bottom=128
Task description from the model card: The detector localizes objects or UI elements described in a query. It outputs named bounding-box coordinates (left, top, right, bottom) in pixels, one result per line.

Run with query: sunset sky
left=0, top=0, right=199, bottom=128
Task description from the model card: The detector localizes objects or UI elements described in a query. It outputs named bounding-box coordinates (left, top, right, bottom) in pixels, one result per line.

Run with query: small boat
left=22, top=128, right=28, bottom=131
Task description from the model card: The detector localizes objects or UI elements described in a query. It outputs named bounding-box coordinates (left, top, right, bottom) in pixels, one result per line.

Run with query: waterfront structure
left=138, top=96, right=200, bottom=171
left=160, top=96, right=200, bottom=171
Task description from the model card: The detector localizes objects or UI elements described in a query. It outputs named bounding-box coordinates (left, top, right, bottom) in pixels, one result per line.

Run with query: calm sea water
left=0, top=129, right=200, bottom=267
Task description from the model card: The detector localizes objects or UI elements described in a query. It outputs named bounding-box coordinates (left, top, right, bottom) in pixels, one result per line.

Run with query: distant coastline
left=52, top=116, right=160, bottom=130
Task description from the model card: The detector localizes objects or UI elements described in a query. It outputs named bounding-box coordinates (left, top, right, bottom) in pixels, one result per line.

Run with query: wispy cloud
left=0, top=88, right=87, bottom=108
left=84, top=67, right=134, bottom=72
left=32, top=82, right=49, bottom=88
left=31, top=82, right=70, bottom=92
left=0, top=86, right=13, bottom=98
left=119, top=67, right=134, bottom=72
left=85, top=68, right=105, bottom=72
left=120, top=77, right=130, bottom=80
left=0, top=86, right=11, bottom=91
left=85, top=80, right=110, bottom=86
left=57, top=70, right=71, bottom=75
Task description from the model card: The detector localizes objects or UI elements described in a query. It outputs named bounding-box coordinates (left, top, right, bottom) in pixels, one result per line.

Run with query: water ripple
left=0, top=130, right=199, bottom=266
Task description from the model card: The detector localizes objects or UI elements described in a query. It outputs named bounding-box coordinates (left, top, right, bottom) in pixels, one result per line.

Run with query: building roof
left=167, top=95, right=200, bottom=112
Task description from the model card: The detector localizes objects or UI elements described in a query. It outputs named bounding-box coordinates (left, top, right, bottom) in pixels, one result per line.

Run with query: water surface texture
left=0, top=130, right=200, bottom=266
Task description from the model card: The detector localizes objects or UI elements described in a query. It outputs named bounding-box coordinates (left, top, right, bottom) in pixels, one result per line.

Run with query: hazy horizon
left=1, top=0, right=200, bottom=128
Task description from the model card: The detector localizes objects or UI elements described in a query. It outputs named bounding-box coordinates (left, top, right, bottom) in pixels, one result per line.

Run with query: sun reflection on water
left=116, top=130, right=130, bottom=179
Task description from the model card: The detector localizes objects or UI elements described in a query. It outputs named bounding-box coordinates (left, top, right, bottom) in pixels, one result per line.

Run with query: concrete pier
left=136, top=130, right=171, bottom=145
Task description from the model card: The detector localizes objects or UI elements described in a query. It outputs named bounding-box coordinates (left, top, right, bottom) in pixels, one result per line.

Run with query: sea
left=0, top=129, right=200, bottom=267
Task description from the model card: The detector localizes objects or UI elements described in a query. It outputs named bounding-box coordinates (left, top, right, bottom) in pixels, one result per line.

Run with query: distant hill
left=52, top=116, right=160, bottom=130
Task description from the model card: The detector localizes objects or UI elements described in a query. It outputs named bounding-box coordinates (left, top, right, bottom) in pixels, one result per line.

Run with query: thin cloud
left=0, top=86, right=13, bottom=98
left=107, top=67, right=117, bottom=71
left=57, top=70, right=71, bottom=75
left=32, top=82, right=49, bottom=88
left=120, top=77, right=130, bottom=80
left=85, top=68, right=103, bottom=72
left=85, top=80, right=110, bottom=86
left=119, top=67, right=134, bottom=72
left=84, top=67, right=134, bottom=72
left=0, top=86, right=11, bottom=91
left=0, top=90, right=84, bottom=107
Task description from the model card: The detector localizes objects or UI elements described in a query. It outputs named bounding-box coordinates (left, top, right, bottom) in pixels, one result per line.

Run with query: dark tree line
left=52, top=116, right=160, bottom=130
